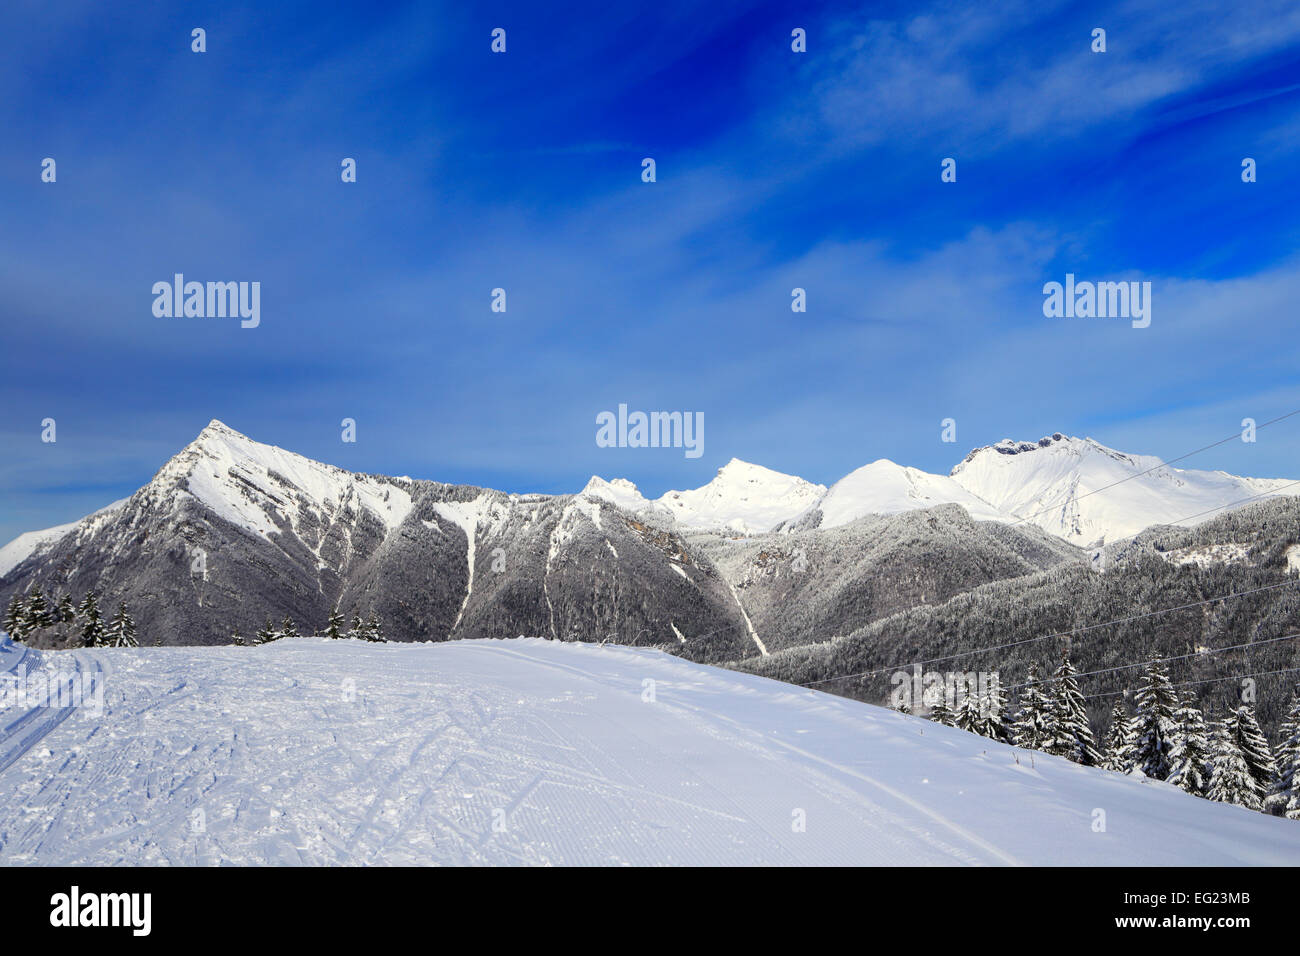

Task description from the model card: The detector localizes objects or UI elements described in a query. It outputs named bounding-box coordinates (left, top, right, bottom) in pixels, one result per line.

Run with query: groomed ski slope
left=2, top=637, right=1299, bottom=866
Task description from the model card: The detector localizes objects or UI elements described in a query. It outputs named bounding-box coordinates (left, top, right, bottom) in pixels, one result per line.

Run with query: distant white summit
left=586, top=433, right=1295, bottom=546
left=948, top=432, right=1296, bottom=545
left=653, top=459, right=827, bottom=534
left=808, top=459, right=1011, bottom=529
left=581, top=460, right=825, bottom=534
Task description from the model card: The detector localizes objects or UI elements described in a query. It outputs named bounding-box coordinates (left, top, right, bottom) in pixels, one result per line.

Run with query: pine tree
left=54, top=593, right=76, bottom=625
left=365, top=612, right=386, bottom=643
left=78, top=592, right=104, bottom=648
left=325, top=607, right=345, bottom=640
left=1271, top=717, right=1300, bottom=820
left=1043, top=650, right=1100, bottom=766
left=1268, top=689, right=1300, bottom=816
left=1102, top=701, right=1136, bottom=773
left=1131, top=656, right=1178, bottom=780
left=232, top=628, right=244, bottom=646
left=3, top=594, right=26, bottom=638
left=1167, top=700, right=1212, bottom=797
left=24, top=586, right=51, bottom=630
left=976, top=677, right=1012, bottom=743
left=281, top=616, right=299, bottom=640
left=1276, top=688, right=1300, bottom=769
left=1012, top=662, right=1050, bottom=750
left=349, top=614, right=363, bottom=640
left=255, top=618, right=276, bottom=645
left=929, top=693, right=956, bottom=727
left=1207, top=719, right=1262, bottom=811
left=106, top=603, right=138, bottom=647
left=955, top=687, right=981, bottom=733
left=1226, top=704, right=1276, bottom=795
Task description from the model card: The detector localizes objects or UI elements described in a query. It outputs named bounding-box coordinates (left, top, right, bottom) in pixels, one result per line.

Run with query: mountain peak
left=148, top=419, right=413, bottom=540
left=947, top=433, right=1295, bottom=545
left=191, top=418, right=259, bottom=448
left=656, top=460, right=825, bottom=533
left=580, top=475, right=652, bottom=512
left=714, top=458, right=796, bottom=481
left=810, top=458, right=1012, bottom=529
left=955, top=433, right=1075, bottom=469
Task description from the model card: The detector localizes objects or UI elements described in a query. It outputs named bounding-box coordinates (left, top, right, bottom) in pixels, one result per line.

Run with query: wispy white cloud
left=779, top=0, right=1300, bottom=154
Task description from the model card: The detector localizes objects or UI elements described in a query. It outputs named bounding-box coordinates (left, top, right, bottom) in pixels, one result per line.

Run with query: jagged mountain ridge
left=1, top=421, right=1295, bottom=653
left=0, top=422, right=760, bottom=659
left=578, top=433, right=1295, bottom=545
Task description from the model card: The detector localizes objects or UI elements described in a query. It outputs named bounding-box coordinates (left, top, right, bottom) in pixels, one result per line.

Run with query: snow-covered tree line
left=3, top=587, right=388, bottom=650
left=747, top=494, right=1300, bottom=742
left=912, top=650, right=1300, bottom=821
left=3, top=586, right=137, bottom=648
left=231, top=607, right=388, bottom=646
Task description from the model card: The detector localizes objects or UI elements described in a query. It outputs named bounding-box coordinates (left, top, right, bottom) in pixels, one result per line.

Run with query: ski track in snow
left=2, top=638, right=1300, bottom=866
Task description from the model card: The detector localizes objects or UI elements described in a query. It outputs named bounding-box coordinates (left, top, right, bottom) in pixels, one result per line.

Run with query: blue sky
left=2, top=0, right=1300, bottom=544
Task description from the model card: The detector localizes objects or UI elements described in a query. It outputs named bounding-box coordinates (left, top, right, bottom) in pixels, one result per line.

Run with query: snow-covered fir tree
left=1101, top=700, right=1136, bottom=773
left=955, top=687, right=981, bottom=733
left=106, top=603, right=138, bottom=648
left=1043, top=650, right=1100, bottom=766
left=255, top=619, right=277, bottom=645
left=1167, top=699, right=1212, bottom=797
left=325, top=607, right=345, bottom=640
left=232, top=628, right=245, bottom=646
left=1207, top=719, right=1262, bottom=810
left=976, top=677, right=1012, bottom=743
left=55, top=593, right=76, bottom=625
left=1268, top=689, right=1300, bottom=817
left=929, top=693, right=956, bottom=727
left=281, top=617, right=299, bottom=640
left=3, top=594, right=26, bottom=638
left=1012, top=662, right=1050, bottom=750
left=364, top=612, right=387, bottom=643
left=348, top=614, right=363, bottom=640
left=78, top=592, right=104, bottom=648
left=1271, top=714, right=1300, bottom=820
left=1226, top=704, right=1276, bottom=796
left=1277, top=687, right=1300, bottom=765
left=24, top=587, right=51, bottom=630
left=1131, top=656, right=1178, bottom=780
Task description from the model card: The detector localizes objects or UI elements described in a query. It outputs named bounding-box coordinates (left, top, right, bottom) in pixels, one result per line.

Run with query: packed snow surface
left=2, top=637, right=1297, bottom=866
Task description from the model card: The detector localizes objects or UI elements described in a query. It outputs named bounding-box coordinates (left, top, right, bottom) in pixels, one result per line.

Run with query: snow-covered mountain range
left=1, top=420, right=1295, bottom=656
left=586, top=431, right=1294, bottom=546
